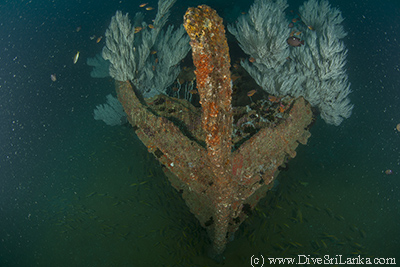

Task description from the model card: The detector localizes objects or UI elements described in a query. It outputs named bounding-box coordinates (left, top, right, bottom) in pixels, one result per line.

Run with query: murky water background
left=0, top=0, right=399, bottom=266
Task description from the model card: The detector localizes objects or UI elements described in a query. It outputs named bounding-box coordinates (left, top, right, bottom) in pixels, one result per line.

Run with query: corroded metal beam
left=184, top=5, right=235, bottom=257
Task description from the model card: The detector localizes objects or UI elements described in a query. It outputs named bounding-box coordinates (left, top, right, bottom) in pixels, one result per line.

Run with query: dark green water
left=0, top=0, right=399, bottom=266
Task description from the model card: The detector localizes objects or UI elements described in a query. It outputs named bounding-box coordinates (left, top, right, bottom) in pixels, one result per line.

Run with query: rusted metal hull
left=115, top=5, right=313, bottom=257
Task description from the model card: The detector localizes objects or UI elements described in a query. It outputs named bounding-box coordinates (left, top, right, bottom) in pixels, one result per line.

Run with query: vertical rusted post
left=184, top=5, right=234, bottom=257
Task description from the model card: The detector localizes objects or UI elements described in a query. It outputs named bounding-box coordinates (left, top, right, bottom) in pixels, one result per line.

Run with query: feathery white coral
left=102, top=0, right=190, bottom=98
left=228, top=0, right=290, bottom=70
left=229, top=0, right=353, bottom=126
left=136, top=25, right=190, bottom=97
left=94, top=94, right=127, bottom=126
left=87, top=53, right=110, bottom=78
left=102, top=11, right=136, bottom=81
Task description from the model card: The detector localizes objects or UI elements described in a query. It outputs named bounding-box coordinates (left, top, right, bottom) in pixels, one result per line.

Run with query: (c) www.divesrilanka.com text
left=250, top=255, right=396, bottom=266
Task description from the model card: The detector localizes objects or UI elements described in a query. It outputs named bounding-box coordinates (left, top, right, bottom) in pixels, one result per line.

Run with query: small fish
left=139, top=200, right=152, bottom=206
left=249, top=57, right=256, bottom=63
left=148, top=24, right=154, bottom=29
left=335, top=214, right=345, bottom=221
left=139, top=3, right=148, bottom=7
left=134, top=27, right=143, bottom=33
left=310, top=240, right=320, bottom=249
left=359, top=229, right=367, bottom=238
left=247, top=89, right=257, bottom=97
left=73, top=51, right=80, bottom=64
left=297, top=208, right=303, bottom=223
left=150, top=50, right=157, bottom=54
left=304, top=202, right=314, bottom=208
left=268, top=95, right=280, bottom=102
left=90, top=35, right=96, bottom=40
left=349, top=224, right=358, bottom=233
left=294, top=242, right=303, bottom=247
left=313, top=206, right=322, bottom=212
left=76, top=26, right=81, bottom=32
left=288, top=22, right=294, bottom=28
left=322, top=233, right=338, bottom=241
left=189, top=89, right=198, bottom=95
left=96, top=36, right=102, bottom=43
left=86, top=191, right=96, bottom=197
left=50, top=74, right=57, bottom=82
left=146, top=7, right=154, bottom=10
left=273, top=243, right=285, bottom=251
left=325, top=208, right=334, bottom=218
left=287, top=37, right=304, bottom=47
left=299, top=181, right=309, bottom=186
left=290, top=30, right=295, bottom=37
left=295, top=31, right=302, bottom=35
left=291, top=18, right=298, bottom=23
left=352, top=242, right=363, bottom=248
left=231, top=74, right=240, bottom=82
left=307, top=25, right=315, bottom=31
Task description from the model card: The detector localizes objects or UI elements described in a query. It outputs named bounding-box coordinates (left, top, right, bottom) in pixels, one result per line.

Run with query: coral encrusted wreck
left=99, top=0, right=353, bottom=258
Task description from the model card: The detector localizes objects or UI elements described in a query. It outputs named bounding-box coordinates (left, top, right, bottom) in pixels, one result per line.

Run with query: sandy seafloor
left=0, top=0, right=399, bottom=266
